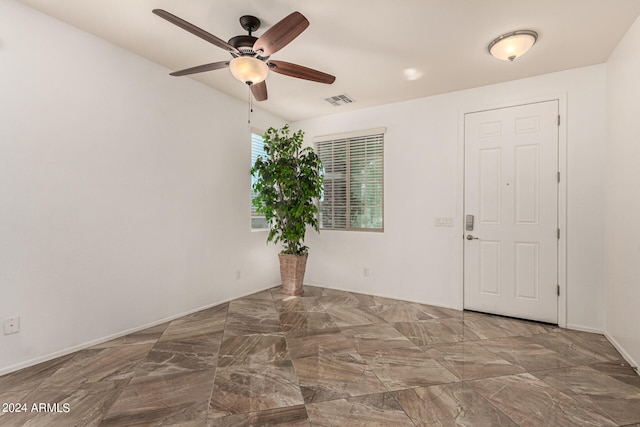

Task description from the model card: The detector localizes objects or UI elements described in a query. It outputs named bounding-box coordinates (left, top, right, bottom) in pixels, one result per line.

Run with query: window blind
left=315, top=130, right=384, bottom=231
left=251, top=132, right=269, bottom=230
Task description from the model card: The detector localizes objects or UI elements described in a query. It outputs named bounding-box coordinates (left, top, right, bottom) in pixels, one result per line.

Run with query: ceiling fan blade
left=253, top=11, right=309, bottom=56
left=269, top=60, right=335, bottom=84
left=169, top=61, right=229, bottom=77
left=153, top=9, right=238, bottom=54
left=251, top=81, right=268, bottom=101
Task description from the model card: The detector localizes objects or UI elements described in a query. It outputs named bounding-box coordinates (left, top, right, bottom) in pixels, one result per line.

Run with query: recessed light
left=403, top=68, right=424, bottom=81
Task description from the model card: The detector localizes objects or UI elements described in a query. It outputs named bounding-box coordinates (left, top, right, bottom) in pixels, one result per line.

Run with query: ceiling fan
left=152, top=9, right=336, bottom=101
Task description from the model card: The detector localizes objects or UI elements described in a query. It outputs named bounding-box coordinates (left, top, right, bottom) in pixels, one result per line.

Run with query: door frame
left=456, top=94, right=568, bottom=328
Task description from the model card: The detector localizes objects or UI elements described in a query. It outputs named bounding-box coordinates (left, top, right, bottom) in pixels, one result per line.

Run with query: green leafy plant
left=251, top=125, right=324, bottom=255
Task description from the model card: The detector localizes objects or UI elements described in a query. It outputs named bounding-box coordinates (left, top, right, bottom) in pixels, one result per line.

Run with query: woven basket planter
left=278, top=253, right=308, bottom=296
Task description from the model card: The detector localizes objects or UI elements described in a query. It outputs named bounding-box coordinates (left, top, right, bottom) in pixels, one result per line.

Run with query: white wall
left=295, top=65, right=607, bottom=332
left=605, top=15, right=640, bottom=369
left=0, top=1, right=283, bottom=374
left=2, top=0, right=625, bottom=375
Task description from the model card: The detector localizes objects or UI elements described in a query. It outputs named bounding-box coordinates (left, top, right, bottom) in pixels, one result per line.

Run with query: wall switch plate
left=363, top=267, right=370, bottom=277
left=434, top=217, right=454, bottom=227
left=3, top=317, right=20, bottom=335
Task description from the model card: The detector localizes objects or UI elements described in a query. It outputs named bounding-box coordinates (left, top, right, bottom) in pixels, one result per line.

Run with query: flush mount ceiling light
left=488, top=30, right=538, bottom=62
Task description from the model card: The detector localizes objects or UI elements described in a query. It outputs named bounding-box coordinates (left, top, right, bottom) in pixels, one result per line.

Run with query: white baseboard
left=565, top=323, right=605, bottom=334
left=0, top=285, right=279, bottom=377
left=605, top=332, right=640, bottom=375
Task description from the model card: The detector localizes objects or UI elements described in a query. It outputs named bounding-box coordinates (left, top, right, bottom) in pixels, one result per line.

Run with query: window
left=251, top=131, right=269, bottom=230
left=315, top=128, right=385, bottom=231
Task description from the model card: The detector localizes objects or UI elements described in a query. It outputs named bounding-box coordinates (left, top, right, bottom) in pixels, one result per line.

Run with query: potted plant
left=251, top=125, right=323, bottom=295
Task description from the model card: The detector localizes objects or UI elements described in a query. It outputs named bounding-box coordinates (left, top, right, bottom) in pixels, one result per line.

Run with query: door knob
left=466, top=235, right=479, bottom=240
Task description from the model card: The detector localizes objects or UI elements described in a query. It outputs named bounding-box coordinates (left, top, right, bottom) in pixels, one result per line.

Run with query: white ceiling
left=18, top=0, right=640, bottom=122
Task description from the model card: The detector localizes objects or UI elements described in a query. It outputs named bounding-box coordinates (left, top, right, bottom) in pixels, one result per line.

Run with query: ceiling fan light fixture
left=488, top=30, right=538, bottom=62
left=229, top=56, right=269, bottom=85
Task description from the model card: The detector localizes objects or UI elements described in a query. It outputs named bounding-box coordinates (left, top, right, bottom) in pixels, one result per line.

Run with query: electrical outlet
left=363, top=267, right=370, bottom=277
left=235, top=269, right=241, bottom=280
left=3, top=317, right=20, bottom=335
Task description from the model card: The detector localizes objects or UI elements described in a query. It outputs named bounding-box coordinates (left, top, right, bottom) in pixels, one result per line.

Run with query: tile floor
left=1, top=285, right=639, bottom=426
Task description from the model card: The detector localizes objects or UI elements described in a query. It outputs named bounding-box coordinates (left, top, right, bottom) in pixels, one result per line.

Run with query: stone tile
left=217, top=334, right=288, bottom=367
left=305, top=392, right=414, bottom=426
left=208, top=361, right=303, bottom=418
left=205, top=405, right=309, bottom=426
left=457, top=313, right=524, bottom=340
left=533, top=365, right=640, bottom=425
left=274, top=296, right=324, bottom=313
left=469, top=373, right=617, bottom=426
left=235, top=289, right=275, bottom=302
left=588, top=361, right=640, bottom=388
left=0, top=388, right=121, bottom=427
left=1, top=286, right=633, bottom=426
left=476, top=335, right=577, bottom=372
left=487, top=315, right=556, bottom=336
left=393, top=382, right=519, bottom=427
left=324, top=306, right=386, bottom=327
left=38, top=344, right=153, bottom=391
left=293, top=353, right=387, bottom=403
left=270, top=286, right=319, bottom=299
left=463, top=312, right=554, bottom=336
left=182, top=304, right=229, bottom=321
left=0, top=390, right=31, bottom=426
left=285, top=327, right=357, bottom=359
left=156, top=315, right=226, bottom=353
left=557, top=329, right=627, bottom=362
left=101, top=370, right=215, bottom=426
left=370, top=294, right=411, bottom=307
left=369, top=303, right=435, bottom=322
left=228, top=298, right=278, bottom=317
left=349, top=291, right=388, bottom=307
left=423, top=341, right=525, bottom=380
left=315, top=293, right=362, bottom=309
left=341, top=323, right=414, bottom=353
left=222, top=312, right=283, bottom=337
left=314, top=288, right=358, bottom=298
left=89, top=322, right=169, bottom=349
left=414, top=304, right=464, bottom=320
left=0, top=389, right=31, bottom=404
left=134, top=349, right=218, bottom=377
left=526, top=330, right=602, bottom=366
left=392, top=319, right=464, bottom=346
left=278, top=311, right=337, bottom=333
left=360, top=346, right=459, bottom=390
left=0, top=354, right=74, bottom=392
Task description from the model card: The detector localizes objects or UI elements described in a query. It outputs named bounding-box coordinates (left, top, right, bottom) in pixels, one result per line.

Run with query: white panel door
left=464, top=101, right=559, bottom=324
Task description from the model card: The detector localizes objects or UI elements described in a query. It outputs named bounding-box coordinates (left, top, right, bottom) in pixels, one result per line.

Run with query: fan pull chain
left=247, top=83, right=253, bottom=124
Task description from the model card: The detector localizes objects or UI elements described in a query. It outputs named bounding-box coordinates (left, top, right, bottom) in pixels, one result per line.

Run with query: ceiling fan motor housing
left=228, top=35, right=261, bottom=57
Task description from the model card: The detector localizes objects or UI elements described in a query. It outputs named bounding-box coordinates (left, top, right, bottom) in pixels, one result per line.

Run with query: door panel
left=515, top=242, right=539, bottom=300
left=479, top=241, right=501, bottom=295
left=464, top=101, right=558, bottom=324
left=479, top=148, right=502, bottom=223
left=514, top=144, right=539, bottom=224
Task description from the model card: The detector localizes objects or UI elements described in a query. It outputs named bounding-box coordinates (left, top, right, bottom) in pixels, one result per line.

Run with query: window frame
left=250, top=129, right=269, bottom=231
left=314, top=128, right=385, bottom=232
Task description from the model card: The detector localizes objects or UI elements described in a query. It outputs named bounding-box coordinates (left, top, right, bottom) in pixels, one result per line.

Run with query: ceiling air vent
left=324, top=94, right=355, bottom=107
